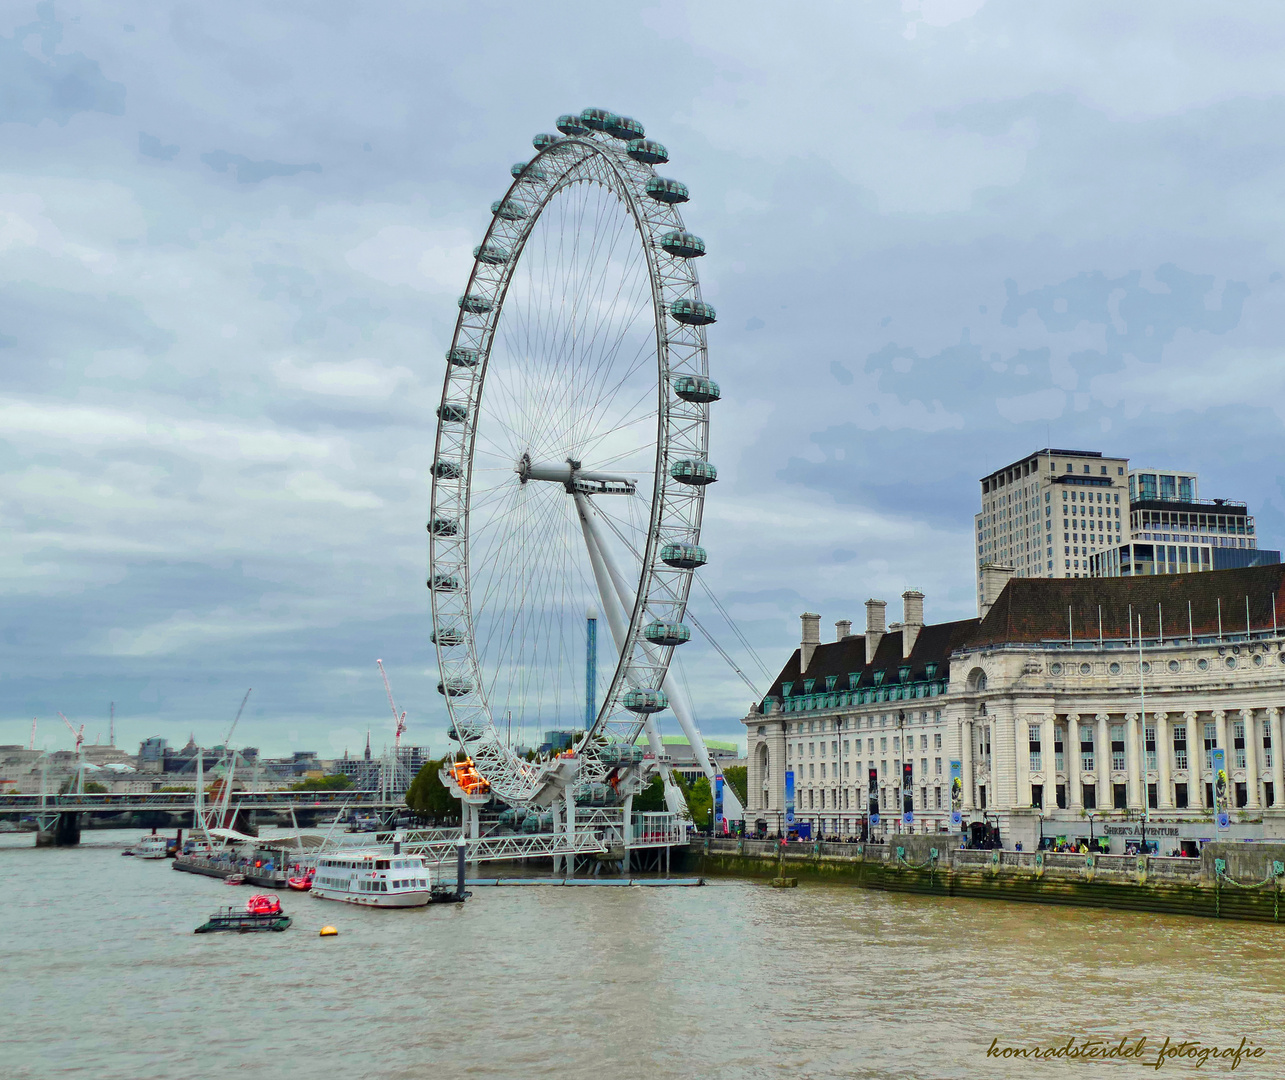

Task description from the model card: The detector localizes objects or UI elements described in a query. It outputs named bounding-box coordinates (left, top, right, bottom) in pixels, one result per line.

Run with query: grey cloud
left=200, top=149, right=322, bottom=184
left=0, top=3, right=124, bottom=125
left=1002, top=265, right=1249, bottom=366
left=0, top=283, right=175, bottom=393
left=138, top=131, right=178, bottom=160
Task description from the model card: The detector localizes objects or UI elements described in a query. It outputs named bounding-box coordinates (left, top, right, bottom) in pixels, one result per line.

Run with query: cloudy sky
left=5, top=1, right=1285, bottom=759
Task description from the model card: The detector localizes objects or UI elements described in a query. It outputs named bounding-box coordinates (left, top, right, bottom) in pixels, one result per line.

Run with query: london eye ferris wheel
left=428, top=108, right=720, bottom=810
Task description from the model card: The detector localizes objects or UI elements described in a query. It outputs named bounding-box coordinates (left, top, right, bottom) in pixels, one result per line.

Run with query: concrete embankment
left=691, top=838, right=1285, bottom=923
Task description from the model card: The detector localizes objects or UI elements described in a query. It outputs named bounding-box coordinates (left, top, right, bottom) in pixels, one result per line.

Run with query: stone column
left=1096, top=713, right=1111, bottom=808
left=1042, top=712, right=1057, bottom=809
left=1013, top=713, right=1029, bottom=809
left=1067, top=713, right=1082, bottom=810
left=1155, top=712, right=1172, bottom=810
left=767, top=719, right=787, bottom=815
left=992, top=710, right=1016, bottom=810
left=1243, top=708, right=1260, bottom=809
left=1271, top=707, right=1285, bottom=808
left=960, top=718, right=974, bottom=813
left=1125, top=711, right=1143, bottom=810
left=1185, top=710, right=1203, bottom=810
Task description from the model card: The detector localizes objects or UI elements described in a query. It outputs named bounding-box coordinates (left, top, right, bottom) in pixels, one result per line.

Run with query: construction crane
left=223, top=689, right=252, bottom=747
left=109, top=701, right=115, bottom=747
left=376, top=660, right=407, bottom=750
left=376, top=660, right=411, bottom=801
left=58, top=711, right=86, bottom=794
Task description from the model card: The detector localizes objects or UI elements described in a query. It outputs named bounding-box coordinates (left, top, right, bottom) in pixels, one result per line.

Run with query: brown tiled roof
left=972, top=564, right=1285, bottom=647
left=761, top=617, right=979, bottom=705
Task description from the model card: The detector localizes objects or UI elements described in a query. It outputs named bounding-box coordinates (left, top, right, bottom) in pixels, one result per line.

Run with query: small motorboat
left=287, top=873, right=314, bottom=892
left=225, top=873, right=246, bottom=885
left=245, top=893, right=283, bottom=915
left=130, top=835, right=170, bottom=859
left=195, top=895, right=291, bottom=934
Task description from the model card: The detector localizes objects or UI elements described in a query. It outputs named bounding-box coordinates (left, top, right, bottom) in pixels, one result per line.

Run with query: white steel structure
left=429, top=108, right=722, bottom=812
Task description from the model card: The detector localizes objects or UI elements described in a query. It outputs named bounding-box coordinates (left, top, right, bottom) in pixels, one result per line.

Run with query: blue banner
left=714, top=775, right=725, bottom=830
left=1212, top=747, right=1229, bottom=831
left=784, top=769, right=795, bottom=827
left=950, top=759, right=962, bottom=826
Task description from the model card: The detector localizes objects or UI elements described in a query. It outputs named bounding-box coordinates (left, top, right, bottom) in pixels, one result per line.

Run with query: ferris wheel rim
left=428, top=121, right=715, bottom=807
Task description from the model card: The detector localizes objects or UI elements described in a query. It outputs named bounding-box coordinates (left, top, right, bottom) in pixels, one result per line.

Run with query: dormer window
left=781, top=682, right=794, bottom=698
left=848, top=672, right=861, bottom=689
left=803, top=679, right=816, bottom=693
left=873, top=670, right=885, bottom=686
left=898, top=664, right=912, bottom=682
left=924, top=662, right=938, bottom=680
left=825, top=676, right=837, bottom=691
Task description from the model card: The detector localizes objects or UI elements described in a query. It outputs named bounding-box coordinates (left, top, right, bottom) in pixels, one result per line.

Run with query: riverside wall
left=689, top=837, right=1285, bottom=924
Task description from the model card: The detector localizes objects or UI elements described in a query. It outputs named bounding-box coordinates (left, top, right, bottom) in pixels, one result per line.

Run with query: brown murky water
left=2, top=829, right=1280, bottom=1078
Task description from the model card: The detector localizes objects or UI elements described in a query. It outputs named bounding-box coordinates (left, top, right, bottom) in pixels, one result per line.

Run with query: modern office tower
left=1091, top=468, right=1279, bottom=577
left=975, top=449, right=1129, bottom=613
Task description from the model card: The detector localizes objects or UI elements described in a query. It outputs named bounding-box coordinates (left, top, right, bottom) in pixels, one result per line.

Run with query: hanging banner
left=1212, top=747, right=1230, bottom=830
left=902, top=761, right=914, bottom=825
left=868, top=767, right=880, bottom=826
left=784, top=769, right=795, bottom=828
left=714, top=774, right=725, bottom=832
left=950, top=759, right=963, bottom=826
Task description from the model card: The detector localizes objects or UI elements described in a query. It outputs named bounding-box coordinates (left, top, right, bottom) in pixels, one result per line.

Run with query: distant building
left=1091, top=471, right=1277, bottom=576
left=978, top=451, right=1277, bottom=599
left=660, top=736, right=743, bottom=785
left=976, top=448, right=1130, bottom=610
left=138, top=737, right=167, bottom=773
left=540, top=730, right=578, bottom=754
left=336, top=743, right=430, bottom=792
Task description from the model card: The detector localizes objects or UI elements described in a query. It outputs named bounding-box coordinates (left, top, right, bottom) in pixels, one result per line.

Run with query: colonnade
left=956, top=706, right=1285, bottom=813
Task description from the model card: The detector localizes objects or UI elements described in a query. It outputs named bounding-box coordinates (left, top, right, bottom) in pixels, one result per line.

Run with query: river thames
left=2, top=828, right=1281, bottom=1079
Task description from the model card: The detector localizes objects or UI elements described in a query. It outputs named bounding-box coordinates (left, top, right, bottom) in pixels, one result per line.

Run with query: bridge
left=0, top=789, right=403, bottom=847
left=0, top=790, right=400, bottom=815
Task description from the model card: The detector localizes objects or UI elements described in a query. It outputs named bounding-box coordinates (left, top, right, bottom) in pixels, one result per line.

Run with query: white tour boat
left=311, top=850, right=432, bottom=908
left=131, top=834, right=170, bottom=859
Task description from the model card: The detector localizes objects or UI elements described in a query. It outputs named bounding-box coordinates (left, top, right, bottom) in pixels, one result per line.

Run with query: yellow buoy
left=319, top=925, right=338, bottom=937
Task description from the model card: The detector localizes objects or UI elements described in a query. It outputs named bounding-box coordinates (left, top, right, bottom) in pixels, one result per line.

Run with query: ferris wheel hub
left=516, top=455, right=637, bottom=495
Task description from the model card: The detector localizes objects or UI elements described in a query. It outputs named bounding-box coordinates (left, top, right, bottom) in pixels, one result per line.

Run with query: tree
left=405, top=758, right=460, bottom=821
left=723, top=765, right=747, bottom=806
left=291, top=773, right=353, bottom=791
left=686, top=775, right=713, bottom=826
left=632, top=774, right=667, bottom=812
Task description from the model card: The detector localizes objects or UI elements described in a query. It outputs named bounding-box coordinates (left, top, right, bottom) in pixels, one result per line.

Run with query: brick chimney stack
left=902, top=590, right=924, bottom=657
left=800, top=612, right=821, bottom=669
left=864, top=599, right=886, bottom=664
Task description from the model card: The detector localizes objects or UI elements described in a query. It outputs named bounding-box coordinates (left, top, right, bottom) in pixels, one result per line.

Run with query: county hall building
left=742, top=563, right=1285, bottom=853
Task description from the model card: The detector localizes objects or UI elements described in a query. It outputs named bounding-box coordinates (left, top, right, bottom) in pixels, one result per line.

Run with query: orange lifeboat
left=245, top=894, right=283, bottom=916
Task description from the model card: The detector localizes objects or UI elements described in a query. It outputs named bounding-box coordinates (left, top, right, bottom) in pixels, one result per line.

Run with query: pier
left=694, top=836, right=1285, bottom=923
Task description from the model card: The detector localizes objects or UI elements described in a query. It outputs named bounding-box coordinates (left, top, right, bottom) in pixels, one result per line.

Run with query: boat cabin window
left=376, top=860, right=390, bottom=870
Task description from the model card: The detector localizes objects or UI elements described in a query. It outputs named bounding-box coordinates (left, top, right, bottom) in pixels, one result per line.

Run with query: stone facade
left=744, top=564, right=1285, bottom=852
